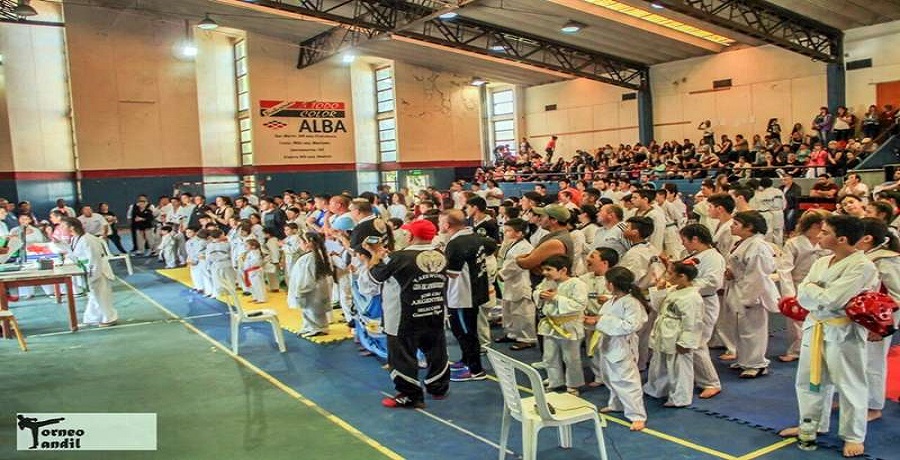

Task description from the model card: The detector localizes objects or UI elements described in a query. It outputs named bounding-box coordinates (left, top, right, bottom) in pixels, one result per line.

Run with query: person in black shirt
left=780, top=174, right=802, bottom=233
left=259, top=197, right=287, bottom=239
left=364, top=219, right=449, bottom=409
left=187, top=195, right=207, bottom=230
left=440, top=209, right=497, bottom=382
left=465, top=196, right=500, bottom=242
left=349, top=199, right=392, bottom=254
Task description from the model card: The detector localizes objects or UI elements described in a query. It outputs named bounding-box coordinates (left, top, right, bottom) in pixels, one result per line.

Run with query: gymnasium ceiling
left=57, top=0, right=900, bottom=87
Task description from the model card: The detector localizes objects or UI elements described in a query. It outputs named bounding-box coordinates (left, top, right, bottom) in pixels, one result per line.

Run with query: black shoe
left=494, top=336, right=517, bottom=344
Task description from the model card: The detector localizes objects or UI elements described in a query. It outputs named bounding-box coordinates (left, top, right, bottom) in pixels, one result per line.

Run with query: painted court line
left=485, top=374, right=738, bottom=460
left=377, top=391, right=517, bottom=456
left=26, top=313, right=227, bottom=338
left=117, top=277, right=404, bottom=460
left=736, top=438, right=797, bottom=460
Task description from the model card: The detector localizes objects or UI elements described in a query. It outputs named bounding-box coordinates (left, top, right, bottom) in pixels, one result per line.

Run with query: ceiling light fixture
left=342, top=53, right=356, bottom=64
left=438, top=11, right=458, bottom=19
left=197, top=13, right=219, bottom=30
left=470, top=77, right=487, bottom=86
left=560, top=20, right=585, bottom=34
left=13, top=0, right=38, bottom=17
left=650, top=2, right=665, bottom=9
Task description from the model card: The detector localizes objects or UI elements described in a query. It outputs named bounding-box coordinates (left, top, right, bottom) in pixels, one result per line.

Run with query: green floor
left=0, top=294, right=386, bottom=460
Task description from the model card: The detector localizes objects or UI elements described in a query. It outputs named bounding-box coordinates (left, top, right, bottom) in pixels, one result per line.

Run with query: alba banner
left=257, top=100, right=353, bottom=164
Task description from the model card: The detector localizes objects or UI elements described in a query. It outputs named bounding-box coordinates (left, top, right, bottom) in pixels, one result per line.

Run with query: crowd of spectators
left=488, top=105, right=899, bottom=183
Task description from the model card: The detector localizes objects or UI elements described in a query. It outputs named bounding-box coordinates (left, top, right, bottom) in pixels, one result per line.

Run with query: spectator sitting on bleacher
left=809, top=174, right=839, bottom=200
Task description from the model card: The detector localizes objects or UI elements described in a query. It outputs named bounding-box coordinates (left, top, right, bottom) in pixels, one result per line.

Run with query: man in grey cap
left=515, top=204, right=574, bottom=358
left=515, top=204, right=574, bottom=282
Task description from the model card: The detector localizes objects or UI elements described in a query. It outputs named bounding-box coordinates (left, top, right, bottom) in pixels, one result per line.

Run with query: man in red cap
left=364, top=219, right=450, bottom=409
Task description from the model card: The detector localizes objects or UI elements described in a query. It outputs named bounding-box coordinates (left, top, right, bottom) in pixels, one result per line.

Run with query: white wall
left=393, top=62, right=483, bottom=163
left=522, top=43, right=836, bottom=152
left=0, top=2, right=74, bottom=172
left=650, top=45, right=827, bottom=144
left=524, top=78, right=636, bottom=158
left=845, top=21, right=900, bottom=113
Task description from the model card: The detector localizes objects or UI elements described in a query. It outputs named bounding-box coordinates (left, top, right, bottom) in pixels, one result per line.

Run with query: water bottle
left=797, top=418, right=817, bottom=451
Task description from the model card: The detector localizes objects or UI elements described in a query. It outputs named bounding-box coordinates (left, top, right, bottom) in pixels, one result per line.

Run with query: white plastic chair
left=107, top=253, right=133, bottom=276
left=485, top=347, right=607, bottom=460
left=226, top=290, right=286, bottom=354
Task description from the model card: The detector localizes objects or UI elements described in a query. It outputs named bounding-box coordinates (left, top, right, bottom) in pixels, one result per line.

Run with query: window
left=492, top=89, right=514, bottom=116
left=375, top=67, right=395, bottom=114
left=381, top=171, right=398, bottom=190
left=488, top=88, right=516, bottom=158
left=374, top=65, right=397, bottom=163
left=234, top=39, right=252, bottom=166
left=378, top=118, right=397, bottom=162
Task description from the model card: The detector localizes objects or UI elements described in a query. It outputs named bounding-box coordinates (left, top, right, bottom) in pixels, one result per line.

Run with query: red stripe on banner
left=0, top=171, right=76, bottom=180
left=887, top=345, right=900, bottom=401
left=259, top=100, right=346, bottom=110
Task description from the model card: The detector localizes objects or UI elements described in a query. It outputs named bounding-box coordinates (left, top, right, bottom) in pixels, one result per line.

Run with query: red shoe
left=381, top=394, right=425, bottom=409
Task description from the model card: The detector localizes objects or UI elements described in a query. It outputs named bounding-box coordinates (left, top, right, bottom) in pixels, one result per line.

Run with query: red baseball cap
left=401, top=220, right=437, bottom=242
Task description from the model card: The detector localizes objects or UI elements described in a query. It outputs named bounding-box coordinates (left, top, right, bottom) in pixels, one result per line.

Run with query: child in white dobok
left=241, top=239, right=267, bottom=303
left=645, top=261, right=703, bottom=408
left=779, top=214, right=878, bottom=458
left=281, top=223, right=303, bottom=285
left=288, top=232, right=335, bottom=338
left=263, top=228, right=281, bottom=293
left=534, top=254, right=587, bottom=395
left=595, top=266, right=649, bottom=431
left=495, top=218, right=536, bottom=350
left=724, top=211, right=779, bottom=379
left=776, top=209, right=831, bottom=362
left=184, top=227, right=208, bottom=294
left=205, top=229, right=234, bottom=298
left=619, top=216, right=665, bottom=372
left=581, top=247, right=618, bottom=387
left=855, top=218, right=900, bottom=423
left=158, top=225, right=178, bottom=269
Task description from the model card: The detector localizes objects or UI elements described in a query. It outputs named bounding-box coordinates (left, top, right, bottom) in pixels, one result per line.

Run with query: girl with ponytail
left=856, top=217, right=900, bottom=422
left=288, top=232, right=336, bottom=338
left=593, top=266, right=649, bottom=431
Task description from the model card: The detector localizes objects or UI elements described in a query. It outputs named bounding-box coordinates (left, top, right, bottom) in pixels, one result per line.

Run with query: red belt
left=242, top=266, right=261, bottom=286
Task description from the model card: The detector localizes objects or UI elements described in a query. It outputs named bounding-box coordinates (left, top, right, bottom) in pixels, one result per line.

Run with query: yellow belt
left=542, top=315, right=581, bottom=340
left=587, top=330, right=603, bottom=356
left=808, top=315, right=852, bottom=392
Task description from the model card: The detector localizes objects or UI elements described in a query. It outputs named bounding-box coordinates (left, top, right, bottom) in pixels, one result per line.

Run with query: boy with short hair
left=780, top=215, right=878, bottom=458
left=582, top=247, right=619, bottom=387
left=158, top=225, right=178, bottom=269
left=619, top=216, right=665, bottom=371
left=534, top=254, right=588, bottom=394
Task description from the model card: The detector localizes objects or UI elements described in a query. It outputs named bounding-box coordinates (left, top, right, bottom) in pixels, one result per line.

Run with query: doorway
left=876, top=80, right=900, bottom=109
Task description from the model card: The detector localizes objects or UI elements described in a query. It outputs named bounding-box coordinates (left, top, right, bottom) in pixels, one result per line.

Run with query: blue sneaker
left=450, top=370, right=487, bottom=382
left=450, top=361, right=467, bottom=370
